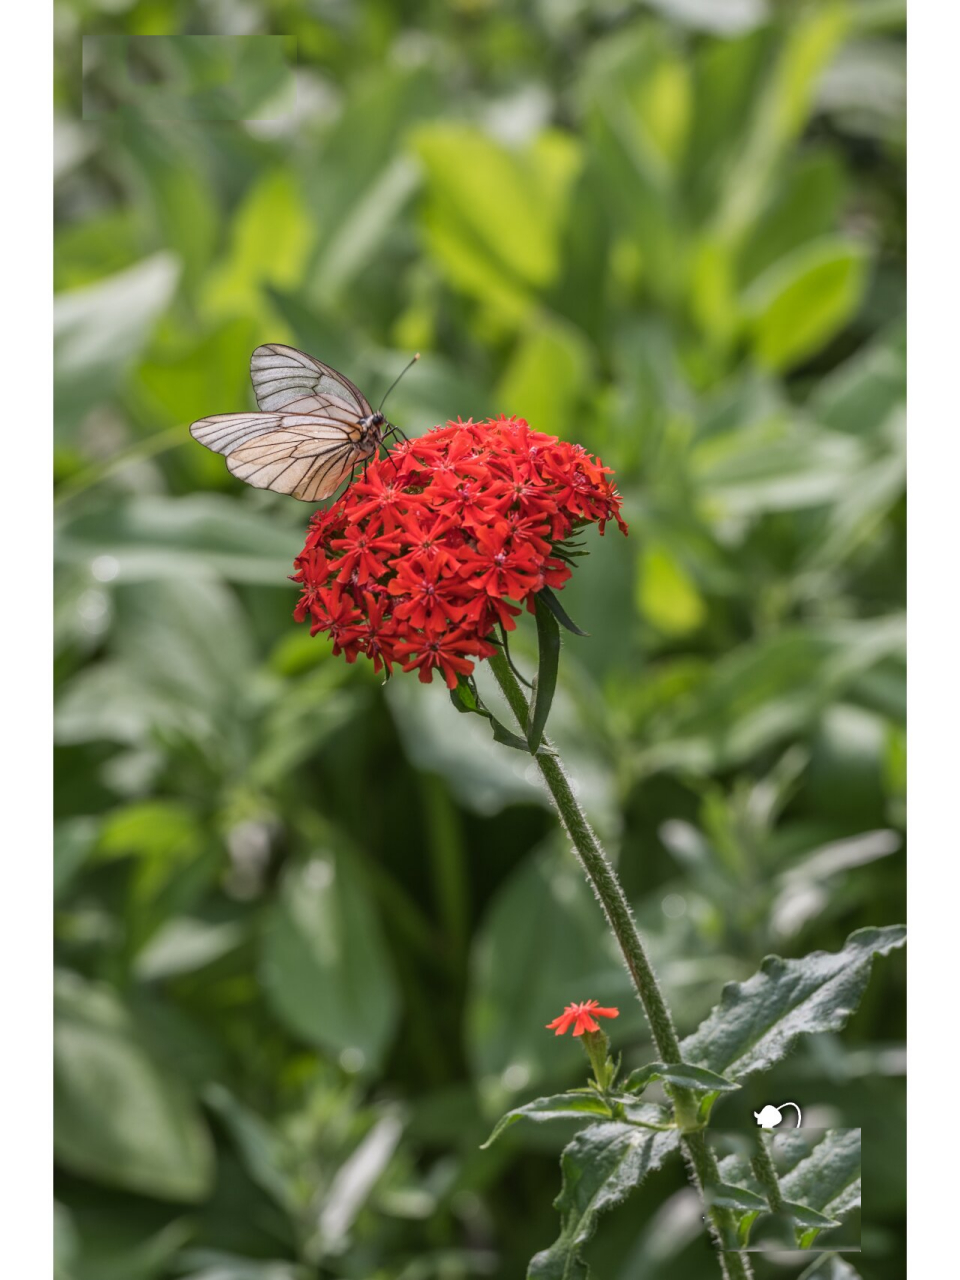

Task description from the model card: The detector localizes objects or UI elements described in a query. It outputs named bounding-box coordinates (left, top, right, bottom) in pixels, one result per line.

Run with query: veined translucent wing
left=250, top=343, right=373, bottom=416
left=189, top=411, right=366, bottom=502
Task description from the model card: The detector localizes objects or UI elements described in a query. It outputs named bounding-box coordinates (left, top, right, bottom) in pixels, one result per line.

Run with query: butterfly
left=190, top=344, right=415, bottom=503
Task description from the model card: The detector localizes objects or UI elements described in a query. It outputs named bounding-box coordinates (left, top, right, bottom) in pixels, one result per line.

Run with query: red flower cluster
left=292, top=417, right=627, bottom=688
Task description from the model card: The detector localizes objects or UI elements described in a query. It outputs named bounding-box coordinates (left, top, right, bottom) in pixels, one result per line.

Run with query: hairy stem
left=682, top=1131, right=755, bottom=1278
left=487, top=649, right=754, bottom=1280
left=488, top=653, right=682, bottom=1061
left=751, top=1131, right=786, bottom=1212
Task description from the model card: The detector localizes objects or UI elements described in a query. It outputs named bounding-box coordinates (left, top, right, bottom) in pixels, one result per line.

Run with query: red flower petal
left=545, top=999, right=621, bottom=1036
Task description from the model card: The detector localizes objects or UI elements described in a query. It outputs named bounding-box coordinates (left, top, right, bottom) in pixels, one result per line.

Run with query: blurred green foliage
left=55, top=2, right=905, bottom=1278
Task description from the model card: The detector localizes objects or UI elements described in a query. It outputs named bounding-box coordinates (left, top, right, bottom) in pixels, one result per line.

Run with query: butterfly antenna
left=379, top=352, right=420, bottom=413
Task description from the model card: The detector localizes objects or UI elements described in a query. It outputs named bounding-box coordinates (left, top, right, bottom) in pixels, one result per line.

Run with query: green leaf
left=744, top=236, right=869, bottom=371
left=54, top=1202, right=77, bottom=1280
left=490, top=718, right=536, bottom=754
left=809, top=322, right=906, bottom=437
left=797, top=1254, right=863, bottom=1279
left=203, top=1083, right=299, bottom=1217
left=529, top=1122, right=680, bottom=1279
left=135, top=317, right=260, bottom=440
left=781, top=1200, right=843, bottom=1232
left=313, top=161, right=419, bottom=302
left=177, top=1259, right=310, bottom=1280
left=261, top=852, right=400, bottom=1072
left=302, top=65, right=437, bottom=301
left=738, top=150, right=847, bottom=288
left=705, top=1181, right=769, bottom=1213
left=56, top=494, right=299, bottom=585
left=681, top=926, right=905, bottom=1078
left=449, top=677, right=534, bottom=754
left=62, top=1214, right=194, bottom=1280
left=579, top=28, right=690, bottom=304
left=55, top=253, right=180, bottom=440
left=497, top=320, right=592, bottom=439
left=450, top=678, right=482, bottom=715
left=777, top=1128, right=861, bottom=1246
left=54, top=817, right=99, bottom=902
left=414, top=124, right=581, bottom=320
left=55, top=577, right=257, bottom=757
left=711, top=6, right=849, bottom=248
left=201, top=168, right=315, bottom=323
left=637, top=543, right=707, bottom=636
left=538, top=585, right=590, bottom=637
left=54, top=971, right=214, bottom=1200
left=528, top=595, right=561, bottom=753
left=692, top=417, right=866, bottom=516
left=642, top=0, right=767, bottom=36
left=626, top=1061, right=739, bottom=1095
left=54, top=208, right=147, bottom=291
left=123, top=122, right=219, bottom=289
left=637, top=615, right=905, bottom=775
left=481, top=1092, right=614, bottom=1149
left=717, top=1147, right=842, bottom=1239
left=134, top=917, right=245, bottom=981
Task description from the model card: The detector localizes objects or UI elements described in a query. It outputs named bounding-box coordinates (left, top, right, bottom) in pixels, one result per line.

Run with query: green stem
left=683, top=1131, right=755, bottom=1278
left=487, top=650, right=753, bottom=1280
left=751, top=1131, right=786, bottom=1212
left=488, top=653, right=682, bottom=1063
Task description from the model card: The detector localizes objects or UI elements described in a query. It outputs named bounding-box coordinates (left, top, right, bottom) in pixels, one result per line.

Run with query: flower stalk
left=488, top=651, right=685, bottom=1068
left=581, top=1028, right=617, bottom=1095
left=487, top=648, right=754, bottom=1280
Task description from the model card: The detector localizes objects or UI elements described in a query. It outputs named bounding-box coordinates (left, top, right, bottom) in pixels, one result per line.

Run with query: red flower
left=307, top=584, right=364, bottom=660
left=387, top=553, right=465, bottom=632
left=330, top=524, right=403, bottom=586
left=349, top=468, right=425, bottom=532
left=292, top=547, right=331, bottom=622
left=292, top=417, right=627, bottom=684
left=394, top=628, right=496, bottom=690
left=546, top=999, right=620, bottom=1037
left=353, top=590, right=399, bottom=675
left=458, top=521, right=541, bottom=601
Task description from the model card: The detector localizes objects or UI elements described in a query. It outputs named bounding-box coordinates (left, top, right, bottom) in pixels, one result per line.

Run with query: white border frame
left=2, top=0, right=53, bottom=1270
left=908, top=1, right=957, bottom=1274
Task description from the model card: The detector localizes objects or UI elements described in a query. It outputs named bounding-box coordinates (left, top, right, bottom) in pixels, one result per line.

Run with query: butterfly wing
left=189, top=411, right=363, bottom=502
left=250, top=344, right=373, bottom=416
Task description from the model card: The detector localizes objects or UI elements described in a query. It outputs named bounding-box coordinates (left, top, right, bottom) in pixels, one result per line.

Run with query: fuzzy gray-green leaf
left=528, top=1122, right=679, bottom=1279
left=681, top=926, right=905, bottom=1078
left=705, top=1181, right=769, bottom=1213
left=481, top=1092, right=612, bottom=1149
left=777, top=1128, right=861, bottom=1244
left=626, top=1060, right=740, bottom=1095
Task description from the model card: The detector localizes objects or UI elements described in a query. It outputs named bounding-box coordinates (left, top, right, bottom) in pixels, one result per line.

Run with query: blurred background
left=54, top=2, right=906, bottom=1278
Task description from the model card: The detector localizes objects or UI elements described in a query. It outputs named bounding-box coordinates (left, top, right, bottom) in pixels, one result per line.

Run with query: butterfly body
left=190, top=345, right=396, bottom=503
left=357, top=410, right=387, bottom=454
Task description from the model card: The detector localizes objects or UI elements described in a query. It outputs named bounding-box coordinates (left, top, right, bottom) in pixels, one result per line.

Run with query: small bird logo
left=754, top=1102, right=802, bottom=1129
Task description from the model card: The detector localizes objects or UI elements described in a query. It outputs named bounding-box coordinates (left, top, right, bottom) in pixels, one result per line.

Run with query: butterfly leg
left=378, top=432, right=403, bottom=474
